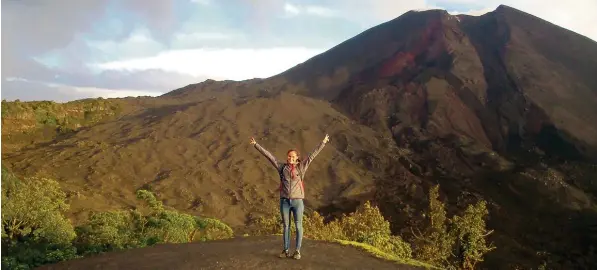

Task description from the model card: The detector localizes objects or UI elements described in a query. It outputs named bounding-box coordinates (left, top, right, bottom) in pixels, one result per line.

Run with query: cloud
left=2, top=78, right=87, bottom=102
left=304, top=6, right=339, bottom=17
left=284, top=3, right=301, bottom=15
left=2, top=78, right=162, bottom=102
left=86, top=27, right=166, bottom=61
left=68, top=69, right=206, bottom=92
left=190, top=0, right=211, bottom=4
left=170, top=32, right=240, bottom=49
left=326, top=0, right=437, bottom=23
left=93, top=47, right=325, bottom=80
left=283, top=3, right=339, bottom=17
left=446, top=7, right=494, bottom=16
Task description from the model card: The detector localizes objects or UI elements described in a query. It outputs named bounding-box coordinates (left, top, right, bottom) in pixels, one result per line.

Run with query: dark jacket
left=254, top=141, right=327, bottom=199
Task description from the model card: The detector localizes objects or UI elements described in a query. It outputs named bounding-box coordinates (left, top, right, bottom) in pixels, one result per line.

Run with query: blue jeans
left=280, top=198, right=304, bottom=251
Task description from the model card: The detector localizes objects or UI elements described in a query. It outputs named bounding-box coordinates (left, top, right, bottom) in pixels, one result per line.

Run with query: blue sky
left=2, top=0, right=596, bottom=102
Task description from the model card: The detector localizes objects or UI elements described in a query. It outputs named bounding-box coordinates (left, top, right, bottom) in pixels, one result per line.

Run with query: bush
left=337, top=201, right=412, bottom=258
left=249, top=185, right=496, bottom=268
left=412, top=185, right=455, bottom=266
left=74, top=210, right=145, bottom=254
left=1, top=166, right=78, bottom=269
left=193, top=217, right=234, bottom=241
left=451, top=200, right=496, bottom=269
left=1, top=176, right=76, bottom=244
left=144, top=209, right=196, bottom=243
left=303, top=211, right=344, bottom=240
left=412, top=185, right=495, bottom=269
left=1, top=167, right=235, bottom=269
left=74, top=190, right=235, bottom=254
left=249, top=200, right=413, bottom=260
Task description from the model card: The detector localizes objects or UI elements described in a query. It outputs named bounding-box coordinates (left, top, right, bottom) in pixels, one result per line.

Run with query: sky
left=2, top=0, right=596, bottom=102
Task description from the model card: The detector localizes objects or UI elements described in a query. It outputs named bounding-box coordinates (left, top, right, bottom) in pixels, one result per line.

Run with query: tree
left=412, top=185, right=455, bottom=266
left=1, top=172, right=75, bottom=245
left=1, top=167, right=77, bottom=269
left=339, top=201, right=412, bottom=259
left=451, top=200, right=496, bottom=269
left=411, top=184, right=496, bottom=269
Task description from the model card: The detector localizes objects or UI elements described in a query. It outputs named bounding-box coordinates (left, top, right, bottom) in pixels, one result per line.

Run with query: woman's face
left=287, top=150, right=299, bottom=164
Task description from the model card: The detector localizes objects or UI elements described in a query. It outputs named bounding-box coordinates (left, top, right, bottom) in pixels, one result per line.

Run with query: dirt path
left=37, top=236, right=425, bottom=270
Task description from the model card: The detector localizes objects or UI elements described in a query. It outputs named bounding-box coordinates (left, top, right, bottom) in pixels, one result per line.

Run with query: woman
left=250, top=134, right=329, bottom=260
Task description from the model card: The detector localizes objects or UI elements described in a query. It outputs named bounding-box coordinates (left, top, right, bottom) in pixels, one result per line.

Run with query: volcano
left=3, top=4, right=597, bottom=269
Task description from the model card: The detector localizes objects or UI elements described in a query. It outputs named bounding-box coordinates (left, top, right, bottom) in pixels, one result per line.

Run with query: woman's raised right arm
left=251, top=137, right=279, bottom=169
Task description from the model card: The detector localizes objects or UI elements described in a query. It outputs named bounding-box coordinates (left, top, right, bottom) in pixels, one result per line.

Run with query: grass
left=332, top=239, right=439, bottom=269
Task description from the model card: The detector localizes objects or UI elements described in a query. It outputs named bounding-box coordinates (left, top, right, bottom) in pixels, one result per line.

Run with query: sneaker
left=279, top=249, right=290, bottom=258
left=292, top=250, right=301, bottom=260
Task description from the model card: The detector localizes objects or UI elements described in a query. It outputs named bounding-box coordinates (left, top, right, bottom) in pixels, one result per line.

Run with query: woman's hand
left=250, top=137, right=257, bottom=145
left=323, top=134, right=329, bottom=144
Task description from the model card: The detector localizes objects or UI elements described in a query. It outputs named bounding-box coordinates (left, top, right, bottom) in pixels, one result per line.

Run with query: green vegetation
left=1, top=167, right=78, bottom=270
left=248, top=185, right=495, bottom=269
left=1, top=98, right=123, bottom=136
left=334, top=240, right=438, bottom=269
left=1, top=161, right=494, bottom=270
left=411, top=185, right=496, bottom=269
left=1, top=165, right=233, bottom=270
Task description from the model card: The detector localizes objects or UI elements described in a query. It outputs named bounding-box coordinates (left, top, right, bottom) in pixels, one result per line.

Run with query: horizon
left=2, top=0, right=596, bottom=103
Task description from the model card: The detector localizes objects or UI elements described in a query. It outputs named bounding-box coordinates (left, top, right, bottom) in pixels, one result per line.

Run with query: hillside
left=3, top=4, right=597, bottom=269
left=36, top=236, right=426, bottom=270
left=3, top=90, right=392, bottom=227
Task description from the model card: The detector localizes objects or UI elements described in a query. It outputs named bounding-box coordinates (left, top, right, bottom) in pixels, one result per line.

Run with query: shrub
left=303, top=211, right=344, bottom=240
left=134, top=189, right=234, bottom=244
left=74, top=210, right=145, bottom=254
left=412, top=185, right=495, bottom=269
left=1, top=168, right=235, bottom=269
left=250, top=200, right=413, bottom=260
left=193, top=217, right=234, bottom=241
left=451, top=200, right=496, bottom=269
left=1, top=175, right=76, bottom=245
left=412, top=185, right=455, bottom=266
left=338, top=201, right=412, bottom=258
left=1, top=167, right=78, bottom=269
left=144, top=209, right=196, bottom=243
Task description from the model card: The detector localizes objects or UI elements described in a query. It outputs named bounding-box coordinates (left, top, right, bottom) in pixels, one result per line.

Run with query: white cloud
left=346, top=0, right=436, bottom=21
left=190, top=0, right=210, bottom=4
left=87, top=28, right=165, bottom=60
left=283, top=2, right=340, bottom=18
left=170, top=32, right=239, bottom=49
left=93, top=47, right=325, bottom=81
left=447, top=7, right=495, bottom=16
left=2, top=77, right=163, bottom=102
left=174, top=32, right=234, bottom=42
left=304, top=6, right=339, bottom=17
left=284, top=3, right=301, bottom=15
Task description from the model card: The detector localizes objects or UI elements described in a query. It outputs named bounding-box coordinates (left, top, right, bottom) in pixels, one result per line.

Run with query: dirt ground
left=36, top=236, right=423, bottom=270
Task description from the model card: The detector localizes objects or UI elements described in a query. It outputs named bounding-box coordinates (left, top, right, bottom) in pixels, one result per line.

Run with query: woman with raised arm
left=250, top=134, right=329, bottom=260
